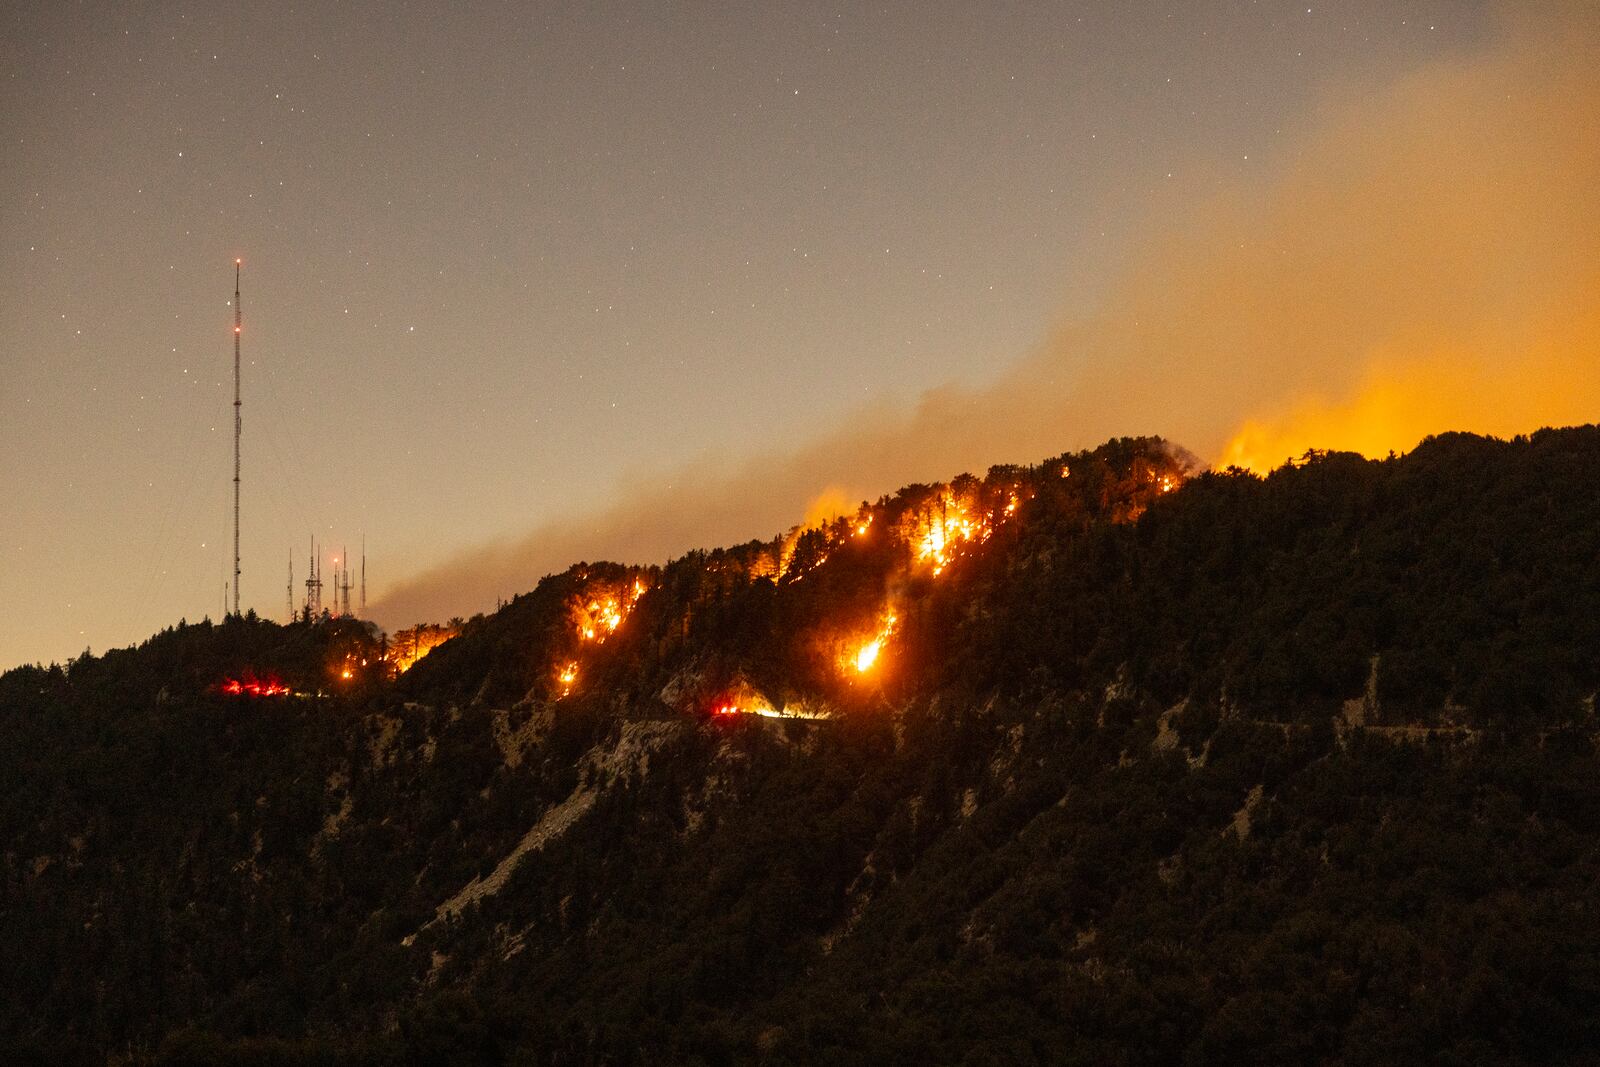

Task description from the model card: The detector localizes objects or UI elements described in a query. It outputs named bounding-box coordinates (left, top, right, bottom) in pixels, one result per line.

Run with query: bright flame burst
left=556, top=660, right=579, bottom=697
left=853, top=612, right=898, bottom=674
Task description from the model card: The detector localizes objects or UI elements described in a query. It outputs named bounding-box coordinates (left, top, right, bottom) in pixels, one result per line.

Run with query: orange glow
left=389, top=622, right=459, bottom=673
left=801, top=486, right=855, bottom=529
left=1215, top=339, right=1600, bottom=475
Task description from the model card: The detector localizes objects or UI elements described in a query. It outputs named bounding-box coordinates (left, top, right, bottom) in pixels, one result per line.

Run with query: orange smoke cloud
left=373, top=8, right=1600, bottom=629
left=1205, top=6, right=1600, bottom=471
left=801, top=487, right=857, bottom=529
left=1220, top=324, right=1600, bottom=473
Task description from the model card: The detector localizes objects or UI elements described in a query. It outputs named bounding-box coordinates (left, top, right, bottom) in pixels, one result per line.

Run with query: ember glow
left=220, top=676, right=290, bottom=697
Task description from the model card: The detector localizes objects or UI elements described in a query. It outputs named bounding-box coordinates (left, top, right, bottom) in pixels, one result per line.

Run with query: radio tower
left=231, top=259, right=242, bottom=618
left=305, top=538, right=323, bottom=617
left=342, top=545, right=353, bottom=615
left=360, top=537, right=366, bottom=617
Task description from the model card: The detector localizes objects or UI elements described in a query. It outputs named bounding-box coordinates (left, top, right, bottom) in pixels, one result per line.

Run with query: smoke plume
left=374, top=8, right=1600, bottom=629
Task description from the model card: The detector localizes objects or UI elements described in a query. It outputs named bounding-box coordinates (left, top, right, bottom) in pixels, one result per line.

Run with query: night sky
left=4, top=2, right=1573, bottom=667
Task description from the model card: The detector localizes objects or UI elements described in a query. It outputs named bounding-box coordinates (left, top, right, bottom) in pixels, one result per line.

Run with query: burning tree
left=388, top=621, right=461, bottom=674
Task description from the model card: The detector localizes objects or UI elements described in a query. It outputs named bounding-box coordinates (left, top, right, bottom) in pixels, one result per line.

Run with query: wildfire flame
left=852, top=611, right=898, bottom=674
left=220, top=676, right=290, bottom=697
left=552, top=575, right=650, bottom=699
left=572, top=578, right=648, bottom=644
left=912, top=496, right=996, bottom=576
left=713, top=693, right=830, bottom=720
left=556, top=660, right=578, bottom=696
left=389, top=622, right=460, bottom=673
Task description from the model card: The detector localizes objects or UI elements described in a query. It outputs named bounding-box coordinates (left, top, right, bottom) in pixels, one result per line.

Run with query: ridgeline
left=5, top=429, right=1600, bottom=1065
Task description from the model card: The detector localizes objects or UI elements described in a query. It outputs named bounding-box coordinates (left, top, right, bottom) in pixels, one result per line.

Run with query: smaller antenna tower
left=304, top=537, right=323, bottom=617
left=340, top=545, right=352, bottom=616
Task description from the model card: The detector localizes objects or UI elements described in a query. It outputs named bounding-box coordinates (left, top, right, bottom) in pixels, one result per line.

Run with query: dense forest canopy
left=4, top=428, right=1599, bottom=1065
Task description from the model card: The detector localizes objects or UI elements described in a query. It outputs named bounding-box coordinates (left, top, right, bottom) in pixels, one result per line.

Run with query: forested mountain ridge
left=5, top=428, right=1600, bottom=1065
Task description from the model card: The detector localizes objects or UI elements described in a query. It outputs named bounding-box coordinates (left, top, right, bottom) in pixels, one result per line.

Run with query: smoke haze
left=374, top=7, right=1600, bottom=629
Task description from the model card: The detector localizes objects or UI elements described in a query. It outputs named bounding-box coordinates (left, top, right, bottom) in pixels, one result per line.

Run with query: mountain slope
left=4, top=430, right=1600, bottom=1065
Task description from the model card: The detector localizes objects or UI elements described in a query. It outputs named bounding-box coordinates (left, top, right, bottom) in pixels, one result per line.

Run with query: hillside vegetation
left=4, top=429, right=1600, bottom=1065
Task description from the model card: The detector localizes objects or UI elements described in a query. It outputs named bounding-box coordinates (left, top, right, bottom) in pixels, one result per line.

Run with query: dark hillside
left=4, top=429, right=1599, bottom=1065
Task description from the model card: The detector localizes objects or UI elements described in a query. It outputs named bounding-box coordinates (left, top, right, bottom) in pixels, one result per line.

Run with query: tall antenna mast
left=305, top=537, right=322, bottom=617
left=287, top=551, right=294, bottom=624
left=231, top=258, right=242, bottom=618
left=360, top=537, right=366, bottom=617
